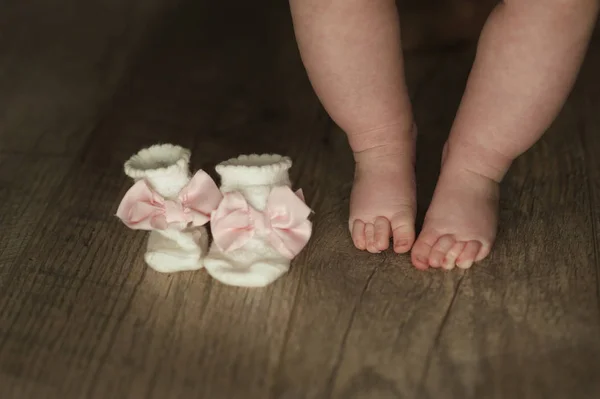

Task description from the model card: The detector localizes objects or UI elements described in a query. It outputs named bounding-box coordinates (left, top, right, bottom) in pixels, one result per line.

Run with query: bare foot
left=411, top=143, right=500, bottom=269
left=349, top=127, right=417, bottom=254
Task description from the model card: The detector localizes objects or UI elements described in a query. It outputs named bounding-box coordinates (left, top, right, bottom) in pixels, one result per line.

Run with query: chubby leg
left=412, top=0, right=599, bottom=269
left=289, top=0, right=416, bottom=253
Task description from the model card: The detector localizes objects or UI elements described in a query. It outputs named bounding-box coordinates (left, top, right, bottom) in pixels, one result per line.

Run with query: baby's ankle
left=349, top=122, right=416, bottom=166
left=444, top=138, right=514, bottom=183
left=348, top=121, right=414, bottom=152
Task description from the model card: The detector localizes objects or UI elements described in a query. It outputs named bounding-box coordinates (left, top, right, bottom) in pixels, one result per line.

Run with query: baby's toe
left=475, top=242, right=492, bottom=262
left=411, top=239, right=434, bottom=270
left=391, top=212, right=415, bottom=254
left=443, top=241, right=466, bottom=270
left=456, top=240, right=482, bottom=269
left=428, top=235, right=456, bottom=268
left=365, top=222, right=380, bottom=253
left=351, top=220, right=367, bottom=250
left=374, top=217, right=391, bottom=251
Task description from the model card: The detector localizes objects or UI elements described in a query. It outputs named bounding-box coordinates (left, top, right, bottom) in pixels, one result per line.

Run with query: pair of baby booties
left=115, top=144, right=313, bottom=288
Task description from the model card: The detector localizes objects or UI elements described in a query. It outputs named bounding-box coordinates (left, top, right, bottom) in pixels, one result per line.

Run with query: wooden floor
left=1, top=1, right=599, bottom=398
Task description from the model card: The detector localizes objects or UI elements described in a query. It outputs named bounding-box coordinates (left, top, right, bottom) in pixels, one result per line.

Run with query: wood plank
left=0, top=155, right=73, bottom=268
left=0, top=159, right=149, bottom=399
left=577, top=29, right=600, bottom=328
left=0, top=0, right=173, bottom=155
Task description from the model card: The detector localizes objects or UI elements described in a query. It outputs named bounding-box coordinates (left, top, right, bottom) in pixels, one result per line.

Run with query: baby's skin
left=289, top=0, right=599, bottom=269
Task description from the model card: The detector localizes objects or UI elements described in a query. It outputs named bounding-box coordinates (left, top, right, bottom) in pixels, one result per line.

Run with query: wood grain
left=0, top=0, right=174, bottom=155
left=577, top=28, right=600, bottom=337
left=0, top=1, right=599, bottom=398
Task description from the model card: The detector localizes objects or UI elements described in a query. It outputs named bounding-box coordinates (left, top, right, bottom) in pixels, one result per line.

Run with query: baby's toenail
left=416, top=256, right=427, bottom=264
left=442, top=259, right=455, bottom=270
left=457, top=260, right=473, bottom=269
left=395, top=240, right=409, bottom=248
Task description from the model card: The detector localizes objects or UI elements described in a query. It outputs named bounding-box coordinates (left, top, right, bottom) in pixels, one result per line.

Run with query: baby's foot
left=411, top=143, right=501, bottom=269
left=349, top=127, right=417, bottom=254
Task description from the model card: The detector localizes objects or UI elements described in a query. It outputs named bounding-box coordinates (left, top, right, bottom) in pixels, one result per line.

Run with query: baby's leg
left=412, top=0, right=599, bottom=269
left=289, top=0, right=416, bottom=253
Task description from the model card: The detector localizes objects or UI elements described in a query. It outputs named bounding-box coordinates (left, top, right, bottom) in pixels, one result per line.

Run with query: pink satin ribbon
left=116, top=170, right=223, bottom=230
left=211, top=186, right=312, bottom=259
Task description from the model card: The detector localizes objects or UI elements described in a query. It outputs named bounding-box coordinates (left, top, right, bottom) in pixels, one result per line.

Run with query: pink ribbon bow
left=116, top=170, right=223, bottom=230
left=211, top=186, right=312, bottom=259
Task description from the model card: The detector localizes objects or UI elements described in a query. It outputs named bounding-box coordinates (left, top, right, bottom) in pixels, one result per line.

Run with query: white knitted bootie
left=116, top=144, right=222, bottom=273
left=204, top=154, right=312, bottom=287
